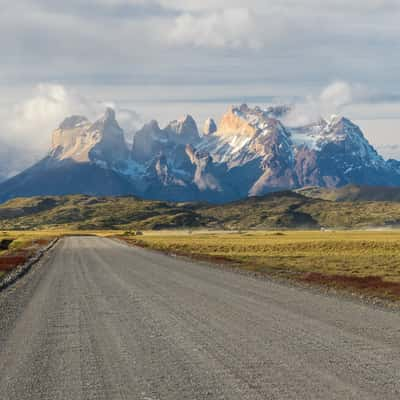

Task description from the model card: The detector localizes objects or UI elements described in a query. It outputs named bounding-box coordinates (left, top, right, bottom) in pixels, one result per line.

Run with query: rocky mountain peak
left=322, top=115, right=368, bottom=144
left=103, top=107, right=116, bottom=121
left=147, top=120, right=161, bottom=131
left=217, top=106, right=257, bottom=138
left=203, top=118, right=217, bottom=136
left=136, top=120, right=163, bottom=138
left=264, top=105, right=292, bottom=119
left=165, top=114, right=200, bottom=144
left=88, top=109, right=129, bottom=164
left=50, top=108, right=128, bottom=165
left=89, top=107, right=123, bottom=135
left=131, top=120, right=168, bottom=163
left=217, top=104, right=289, bottom=141
left=238, top=103, right=250, bottom=113
left=58, top=115, right=89, bottom=130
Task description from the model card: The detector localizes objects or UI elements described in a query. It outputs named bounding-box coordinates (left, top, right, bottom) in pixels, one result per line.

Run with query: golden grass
left=123, top=230, right=400, bottom=284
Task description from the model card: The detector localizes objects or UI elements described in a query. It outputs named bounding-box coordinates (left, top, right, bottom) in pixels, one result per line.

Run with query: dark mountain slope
left=0, top=158, right=136, bottom=203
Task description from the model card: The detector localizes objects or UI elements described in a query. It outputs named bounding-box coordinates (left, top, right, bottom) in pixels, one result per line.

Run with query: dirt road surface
left=1, top=236, right=400, bottom=399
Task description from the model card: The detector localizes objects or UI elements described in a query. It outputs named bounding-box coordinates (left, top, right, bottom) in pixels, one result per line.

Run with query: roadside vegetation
left=0, top=231, right=58, bottom=279
left=122, top=230, right=400, bottom=301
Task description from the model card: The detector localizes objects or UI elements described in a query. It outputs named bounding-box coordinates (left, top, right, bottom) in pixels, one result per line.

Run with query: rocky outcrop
left=131, top=120, right=168, bottom=163
left=185, top=145, right=223, bottom=192
left=294, top=147, right=322, bottom=187
left=87, top=108, right=129, bottom=165
left=203, top=118, right=217, bottom=136
left=165, top=115, right=200, bottom=145
left=131, top=115, right=200, bottom=163
left=216, top=105, right=257, bottom=138
left=247, top=120, right=298, bottom=196
left=50, top=116, right=92, bottom=162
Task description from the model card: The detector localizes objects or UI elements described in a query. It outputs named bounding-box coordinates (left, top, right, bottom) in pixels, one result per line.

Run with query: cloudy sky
left=1, top=0, right=400, bottom=160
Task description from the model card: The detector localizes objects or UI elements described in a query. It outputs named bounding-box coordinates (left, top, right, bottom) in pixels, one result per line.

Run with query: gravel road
left=0, top=236, right=400, bottom=399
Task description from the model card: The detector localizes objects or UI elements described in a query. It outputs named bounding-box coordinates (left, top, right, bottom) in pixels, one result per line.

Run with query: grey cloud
left=159, top=0, right=399, bottom=13
left=0, top=0, right=399, bottom=104
left=33, top=0, right=179, bottom=19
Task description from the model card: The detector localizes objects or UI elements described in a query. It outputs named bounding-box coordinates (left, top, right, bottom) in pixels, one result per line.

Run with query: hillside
left=2, top=192, right=400, bottom=230
left=0, top=196, right=208, bottom=230
left=297, top=185, right=400, bottom=202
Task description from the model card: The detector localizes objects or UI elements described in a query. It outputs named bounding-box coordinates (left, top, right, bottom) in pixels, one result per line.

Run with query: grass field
left=122, top=230, right=400, bottom=300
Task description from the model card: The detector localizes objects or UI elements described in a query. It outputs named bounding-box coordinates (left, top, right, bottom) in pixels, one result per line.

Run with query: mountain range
left=1, top=104, right=400, bottom=203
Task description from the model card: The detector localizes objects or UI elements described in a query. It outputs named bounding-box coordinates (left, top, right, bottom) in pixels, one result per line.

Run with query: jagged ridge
left=0, top=104, right=399, bottom=203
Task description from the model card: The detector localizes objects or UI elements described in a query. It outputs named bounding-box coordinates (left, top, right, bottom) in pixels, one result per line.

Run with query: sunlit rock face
left=50, top=115, right=92, bottom=162
left=50, top=108, right=129, bottom=166
left=216, top=105, right=257, bottom=138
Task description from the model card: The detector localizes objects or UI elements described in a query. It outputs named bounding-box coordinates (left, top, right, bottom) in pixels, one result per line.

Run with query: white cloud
left=168, top=8, right=263, bottom=49
left=319, top=81, right=353, bottom=110
left=4, top=84, right=88, bottom=150
left=284, top=81, right=357, bottom=126
left=283, top=80, right=398, bottom=127
left=1, top=83, right=141, bottom=150
left=1, top=0, right=399, bottom=90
